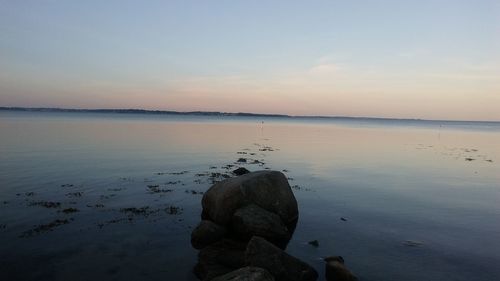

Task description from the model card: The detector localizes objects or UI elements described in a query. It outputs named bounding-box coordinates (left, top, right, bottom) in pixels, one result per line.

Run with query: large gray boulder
left=191, top=220, right=227, bottom=250
left=232, top=204, right=290, bottom=246
left=245, top=236, right=318, bottom=281
left=202, top=171, right=298, bottom=227
left=212, top=266, right=275, bottom=281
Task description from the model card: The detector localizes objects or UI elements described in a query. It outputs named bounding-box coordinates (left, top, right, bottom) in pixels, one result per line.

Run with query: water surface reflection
left=0, top=111, right=499, bottom=281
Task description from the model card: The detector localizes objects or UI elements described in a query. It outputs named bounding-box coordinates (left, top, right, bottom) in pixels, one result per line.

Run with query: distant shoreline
left=1, top=106, right=499, bottom=124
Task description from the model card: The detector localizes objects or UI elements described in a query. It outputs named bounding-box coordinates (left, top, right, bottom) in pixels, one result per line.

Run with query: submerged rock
left=233, top=167, right=250, bottom=176
left=402, top=240, right=423, bottom=247
left=324, top=256, right=357, bottom=281
left=191, top=220, right=228, bottom=250
left=245, top=236, right=318, bottom=281
left=308, top=240, right=319, bottom=247
left=202, top=171, right=298, bottom=227
left=212, top=266, right=275, bottom=281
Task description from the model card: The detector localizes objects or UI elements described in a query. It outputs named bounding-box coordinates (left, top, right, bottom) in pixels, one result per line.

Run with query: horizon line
left=1, top=106, right=499, bottom=124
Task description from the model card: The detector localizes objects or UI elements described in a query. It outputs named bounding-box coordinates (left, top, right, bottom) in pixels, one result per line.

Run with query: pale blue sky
left=1, top=0, right=499, bottom=120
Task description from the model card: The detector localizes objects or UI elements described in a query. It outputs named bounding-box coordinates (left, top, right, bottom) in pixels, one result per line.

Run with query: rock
left=194, top=263, right=233, bottom=281
left=402, top=240, right=423, bottom=247
left=245, top=236, right=318, bottom=281
left=233, top=167, right=250, bottom=176
left=212, top=266, right=275, bottom=281
left=194, top=239, right=247, bottom=280
left=191, top=220, right=228, bottom=249
left=232, top=204, right=290, bottom=247
left=324, top=256, right=358, bottom=281
left=308, top=240, right=319, bottom=247
left=202, top=171, right=298, bottom=227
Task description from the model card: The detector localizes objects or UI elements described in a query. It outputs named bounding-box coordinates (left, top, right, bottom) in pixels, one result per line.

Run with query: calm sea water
left=1, top=111, right=499, bottom=281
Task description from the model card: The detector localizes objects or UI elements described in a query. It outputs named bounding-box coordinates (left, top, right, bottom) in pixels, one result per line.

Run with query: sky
left=0, top=0, right=499, bottom=121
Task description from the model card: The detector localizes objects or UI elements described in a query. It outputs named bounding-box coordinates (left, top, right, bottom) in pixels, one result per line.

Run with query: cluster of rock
left=191, top=170, right=318, bottom=281
left=191, top=170, right=358, bottom=281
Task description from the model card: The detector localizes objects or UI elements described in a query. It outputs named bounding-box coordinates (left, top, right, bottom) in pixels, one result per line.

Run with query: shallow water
left=1, top=111, right=499, bottom=281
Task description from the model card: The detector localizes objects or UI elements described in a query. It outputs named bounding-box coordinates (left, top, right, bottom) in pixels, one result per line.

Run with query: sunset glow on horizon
left=1, top=1, right=499, bottom=121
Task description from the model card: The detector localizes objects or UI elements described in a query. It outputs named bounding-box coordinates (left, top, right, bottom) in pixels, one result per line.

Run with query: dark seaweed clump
left=60, top=208, right=79, bottom=214
left=147, top=185, right=173, bottom=193
left=20, top=219, right=71, bottom=237
left=28, top=201, right=61, bottom=208
left=120, top=207, right=155, bottom=216
left=165, top=206, right=182, bottom=215
left=65, top=192, right=83, bottom=198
